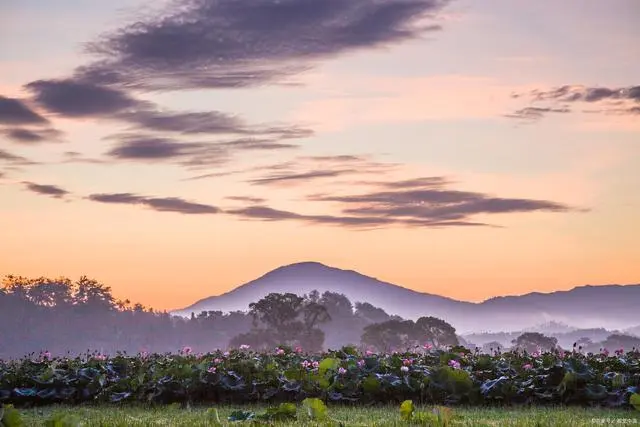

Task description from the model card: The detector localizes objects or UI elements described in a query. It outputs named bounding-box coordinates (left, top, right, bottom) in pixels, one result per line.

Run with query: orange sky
left=1, top=0, right=639, bottom=311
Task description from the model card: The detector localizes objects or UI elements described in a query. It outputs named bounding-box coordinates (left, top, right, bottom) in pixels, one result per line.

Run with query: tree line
left=3, top=275, right=636, bottom=359
left=0, top=275, right=458, bottom=359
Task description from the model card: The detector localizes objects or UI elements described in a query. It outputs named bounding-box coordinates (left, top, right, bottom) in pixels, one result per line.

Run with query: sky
left=1, top=0, right=639, bottom=311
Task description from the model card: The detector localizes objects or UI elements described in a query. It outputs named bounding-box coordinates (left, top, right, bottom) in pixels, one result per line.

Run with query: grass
left=16, top=404, right=640, bottom=426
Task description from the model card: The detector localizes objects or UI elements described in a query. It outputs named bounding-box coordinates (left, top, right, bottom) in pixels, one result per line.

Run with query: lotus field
left=1, top=345, right=639, bottom=413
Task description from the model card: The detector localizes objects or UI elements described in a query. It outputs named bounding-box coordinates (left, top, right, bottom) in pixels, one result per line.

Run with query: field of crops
left=1, top=345, right=639, bottom=425
left=4, top=403, right=640, bottom=426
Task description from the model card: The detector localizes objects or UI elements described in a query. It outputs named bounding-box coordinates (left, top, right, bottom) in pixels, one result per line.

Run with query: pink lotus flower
left=295, top=347, right=303, bottom=353
left=207, top=366, right=216, bottom=374
left=239, top=344, right=250, bottom=350
left=338, top=367, right=347, bottom=375
left=312, top=361, right=319, bottom=369
left=423, top=344, right=433, bottom=350
left=448, top=360, right=461, bottom=370
left=522, top=363, right=533, bottom=370
left=400, top=366, right=409, bottom=373
left=365, top=350, right=374, bottom=356
left=140, top=351, right=149, bottom=359
left=223, top=351, right=230, bottom=357
left=43, top=351, right=51, bottom=360
left=275, top=348, right=285, bottom=355
left=214, top=358, right=223, bottom=364
left=182, top=346, right=192, bottom=355
left=357, top=359, right=366, bottom=368
left=402, top=359, right=413, bottom=366
left=602, top=348, right=610, bottom=357
left=301, top=360, right=311, bottom=369
left=94, top=354, right=107, bottom=361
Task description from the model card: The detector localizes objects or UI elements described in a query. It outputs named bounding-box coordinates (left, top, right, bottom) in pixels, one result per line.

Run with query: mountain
left=173, top=261, right=640, bottom=333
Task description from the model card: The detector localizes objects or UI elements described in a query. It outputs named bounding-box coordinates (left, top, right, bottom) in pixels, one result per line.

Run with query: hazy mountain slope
left=478, top=284, right=640, bottom=330
left=175, top=261, right=475, bottom=326
left=173, top=261, right=640, bottom=333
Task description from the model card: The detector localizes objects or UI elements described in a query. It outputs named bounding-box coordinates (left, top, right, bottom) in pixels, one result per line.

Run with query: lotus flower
left=448, top=360, right=461, bottom=369
left=400, top=366, right=409, bottom=373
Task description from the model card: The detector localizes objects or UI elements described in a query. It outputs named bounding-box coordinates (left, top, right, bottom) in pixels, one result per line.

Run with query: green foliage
left=302, top=398, right=327, bottom=420
left=0, top=348, right=639, bottom=410
left=0, top=405, right=23, bottom=427
left=400, top=400, right=414, bottom=421
left=400, top=400, right=453, bottom=426
left=318, top=358, right=339, bottom=376
left=630, top=393, right=640, bottom=411
left=44, top=413, right=82, bottom=427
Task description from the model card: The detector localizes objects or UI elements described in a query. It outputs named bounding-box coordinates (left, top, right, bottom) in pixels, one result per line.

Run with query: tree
left=244, top=292, right=331, bottom=351
left=512, top=332, right=558, bottom=352
left=600, top=334, right=640, bottom=351
left=354, top=302, right=392, bottom=323
left=319, top=292, right=354, bottom=320
left=414, top=316, right=459, bottom=348
left=249, top=293, right=304, bottom=332
left=361, top=320, right=415, bottom=352
left=73, top=276, right=116, bottom=311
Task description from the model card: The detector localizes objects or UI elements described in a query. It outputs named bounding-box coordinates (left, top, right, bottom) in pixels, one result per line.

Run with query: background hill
left=173, top=261, right=640, bottom=333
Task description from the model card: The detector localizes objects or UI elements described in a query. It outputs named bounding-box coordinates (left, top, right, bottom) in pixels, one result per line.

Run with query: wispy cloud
left=2, top=127, right=63, bottom=144
left=87, top=193, right=221, bottom=214
left=307, top=178, right=578, bottom=225
left=0, top=95, right=48, bottom=125
left=225, top=196, right=267, bottom=204
left=25, top=79, right=143, bottom=117
left=61, top=151, right=108, bottom=164
left=504, top=106, right=571, bottom=121
left=241, top=155, right=399, bottom=186
left=248, top=170, right=354, bottom=186
left=509, top=85, right=640, bottom=121
left=76, top=0, right=451, bottom=91
left=22, top=182, right=69, bottom=199
left=0, top=149, right=37, bottom=166
left=104, top=134, right=299, bottom=169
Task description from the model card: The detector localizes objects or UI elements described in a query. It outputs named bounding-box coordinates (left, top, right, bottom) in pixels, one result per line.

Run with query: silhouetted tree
left=361, top=319, right=415, bottom=352
left=414, top=316, right=459, bottom=348
left=600, top=334, right=640, bottom=351
left=512, top=332, right=558, bottom=352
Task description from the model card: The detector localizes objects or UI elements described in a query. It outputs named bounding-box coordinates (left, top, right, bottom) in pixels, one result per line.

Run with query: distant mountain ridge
left=173, top=261, right=640, bottom=334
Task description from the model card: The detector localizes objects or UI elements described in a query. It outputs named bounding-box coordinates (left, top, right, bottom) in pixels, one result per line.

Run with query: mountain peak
left=275, top=261, right=332, bottom=271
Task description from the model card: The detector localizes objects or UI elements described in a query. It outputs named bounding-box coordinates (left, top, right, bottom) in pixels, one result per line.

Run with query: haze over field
left=1, top=0, right=639, bottom=315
